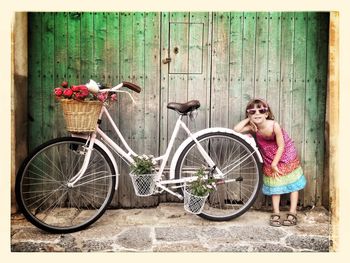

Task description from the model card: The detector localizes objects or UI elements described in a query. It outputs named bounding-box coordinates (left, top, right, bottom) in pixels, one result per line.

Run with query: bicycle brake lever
left=115, top=90, right=136, bottom=104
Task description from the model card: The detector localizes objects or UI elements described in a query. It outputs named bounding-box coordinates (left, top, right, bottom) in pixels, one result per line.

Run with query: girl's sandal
left=269, top=214, right=281, bottom=227
left=282, top=213, right=298, bottom=226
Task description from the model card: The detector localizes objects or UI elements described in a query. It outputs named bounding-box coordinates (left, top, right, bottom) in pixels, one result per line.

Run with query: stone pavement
left=11, top=203, right=331, bottom=252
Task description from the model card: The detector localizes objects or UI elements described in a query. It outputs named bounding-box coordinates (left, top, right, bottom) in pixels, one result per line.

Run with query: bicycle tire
left=15, top=137, right=116, bottom=233
left=175, top=131, right=262, bottom=221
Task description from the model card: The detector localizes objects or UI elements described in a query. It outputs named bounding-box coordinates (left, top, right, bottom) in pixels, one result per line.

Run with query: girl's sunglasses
left=247, top=108, right=268, bottom=115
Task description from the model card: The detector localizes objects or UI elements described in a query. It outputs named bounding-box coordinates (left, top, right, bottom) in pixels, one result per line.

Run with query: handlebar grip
left=122, top=81, right=142, bottom=93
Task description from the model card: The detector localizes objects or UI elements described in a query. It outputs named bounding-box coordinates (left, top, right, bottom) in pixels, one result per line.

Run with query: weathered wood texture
left=27, top=12, right=329, bottom=208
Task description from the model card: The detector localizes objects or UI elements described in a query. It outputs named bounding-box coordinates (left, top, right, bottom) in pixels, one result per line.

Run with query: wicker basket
left=60, top=99, right=103, bottom=133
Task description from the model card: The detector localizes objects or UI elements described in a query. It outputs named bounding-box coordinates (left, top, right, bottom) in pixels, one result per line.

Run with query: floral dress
left=255, top=124, right=307, bottom=195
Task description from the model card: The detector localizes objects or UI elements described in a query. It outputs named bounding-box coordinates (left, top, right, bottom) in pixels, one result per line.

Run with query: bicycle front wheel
left=175, top=131, right=262, bottom=221
left=15, top=137, right=116, bottom=233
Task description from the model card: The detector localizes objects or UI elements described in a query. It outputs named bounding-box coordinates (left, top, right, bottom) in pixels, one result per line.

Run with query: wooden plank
left=144, top=12, right=161, bottom=156
left=188, top=20, right=203, bottom=75
left=93, top=12, right=107, bottom=83
left=291, top=12, right=307, bottom=168
left=80, top=12, right=94, bottom=82
left=160, top=12, right=170, bottom=157
left=188, top=12, right=210, bottom=132
left=169, top=19, right=189, bottom=74
left=105, top=12, right=121, bottom=207
left=211, top=12, right=230, bottom=127
left=168, top=12, right=190, bottom=157
left=266, top=12, right=281, bottom=121
left=118, top=12, right=134, bottom=208
left=140, top=12, right=161, bottom=206
left=279, top=12, right=294, bottom=132
left=315, top=13, right=329, bottom=206
left=106, top=13, right=120, bottom=87
left=28, top=13, right=43, bottom=150
left=254, top=12, right=269, bottom=99
left=303, top=12, right=319, bottom=206
left=41, top=13, right=55, bottom=142
left=291, top=12, right=307, bottom=205
left=241, top=12, right=256, bottom=108
left=159, top=12, right=171, bottom=203
left=132, top=12, right=159, bottom=207
left=228, top=12, right=244, bottom=126
left=53, top=12, right=69, bottom=138
left=67, top=12, right=81, bottom=84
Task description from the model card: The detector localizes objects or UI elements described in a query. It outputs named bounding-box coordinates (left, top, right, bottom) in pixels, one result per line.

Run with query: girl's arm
left=233, top=118, right=253, bottom=133
left=271, top=122, right=285, bottom=175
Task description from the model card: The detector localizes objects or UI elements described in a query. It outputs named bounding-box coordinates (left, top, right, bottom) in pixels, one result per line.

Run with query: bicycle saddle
left=167, top=100, right=200, bottom=114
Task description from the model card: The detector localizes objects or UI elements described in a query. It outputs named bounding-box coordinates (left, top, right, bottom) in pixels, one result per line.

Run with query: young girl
left=234, top=98, right=306, bottom=227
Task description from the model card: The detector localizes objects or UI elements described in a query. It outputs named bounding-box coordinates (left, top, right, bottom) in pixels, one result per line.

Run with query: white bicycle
left=16, top=81, right=263, bottom=233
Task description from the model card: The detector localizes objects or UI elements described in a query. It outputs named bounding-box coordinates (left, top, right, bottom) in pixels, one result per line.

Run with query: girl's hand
left=271, top=164, right=282, bottom=178
left=249, top=120, right=258, bottom=132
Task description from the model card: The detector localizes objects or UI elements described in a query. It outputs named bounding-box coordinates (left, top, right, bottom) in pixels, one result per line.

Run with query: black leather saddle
left=167, top=100, right=200, bottom=114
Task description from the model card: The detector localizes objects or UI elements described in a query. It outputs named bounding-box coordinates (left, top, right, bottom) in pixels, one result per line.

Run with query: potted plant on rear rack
left=183, top=168, right=216, bottom=214
left=129, top=155, right=157, bottom=197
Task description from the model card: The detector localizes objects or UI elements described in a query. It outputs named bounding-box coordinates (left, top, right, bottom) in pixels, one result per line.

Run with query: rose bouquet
left=54, top=79, right=117, bottom=103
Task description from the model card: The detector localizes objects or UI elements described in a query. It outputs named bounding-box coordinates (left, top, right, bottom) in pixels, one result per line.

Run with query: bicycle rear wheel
left=175, top=131, right=262, bottom=221
left=15, top=137, right=116, bottom=233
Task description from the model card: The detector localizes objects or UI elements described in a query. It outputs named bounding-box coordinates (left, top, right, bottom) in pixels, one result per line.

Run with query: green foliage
left=187, top=168, right=216, bottom=197
left=130, top=155, right=156, bottom=175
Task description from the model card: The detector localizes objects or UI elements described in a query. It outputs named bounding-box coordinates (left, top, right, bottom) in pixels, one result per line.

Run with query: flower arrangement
left=130, top=155, right=157, bottom=175
left=187, top=168, right=216, bottom=197
left=54, top=80, right=117, bottom=103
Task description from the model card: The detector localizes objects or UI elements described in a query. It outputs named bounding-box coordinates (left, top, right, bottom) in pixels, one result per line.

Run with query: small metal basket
left=183, top=186, right=208, bottom=214
left=129, top=173, right=156, bottom=197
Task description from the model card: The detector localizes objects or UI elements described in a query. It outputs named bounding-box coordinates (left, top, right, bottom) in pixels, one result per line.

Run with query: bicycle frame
left=69, top=105, right=225, bottom=199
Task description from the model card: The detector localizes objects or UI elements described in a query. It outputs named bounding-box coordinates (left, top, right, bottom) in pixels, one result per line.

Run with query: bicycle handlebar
left=122, top=82, right=141, bottom=93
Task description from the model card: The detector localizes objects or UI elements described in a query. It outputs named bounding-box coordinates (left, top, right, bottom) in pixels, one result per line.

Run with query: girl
left=234, top=98, right=306, bottom=227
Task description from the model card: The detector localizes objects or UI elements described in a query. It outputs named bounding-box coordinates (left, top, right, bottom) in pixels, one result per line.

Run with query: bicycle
left=15, top=81, right=263, bottom=233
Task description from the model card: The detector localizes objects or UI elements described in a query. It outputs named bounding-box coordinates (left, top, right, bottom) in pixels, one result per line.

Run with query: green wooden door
left=27, top=12, right=329, bottom=208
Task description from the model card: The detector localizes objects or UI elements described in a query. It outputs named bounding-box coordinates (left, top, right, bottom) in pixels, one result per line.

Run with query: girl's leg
left=282, top=191, right=299, bottom=226
left=272, top=194, right=281, bottom=214
left=289, top=191, right=299, bottom=214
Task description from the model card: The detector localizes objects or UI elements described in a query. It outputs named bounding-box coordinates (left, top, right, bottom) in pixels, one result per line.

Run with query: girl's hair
left=245, top=98, right=275, bottom=120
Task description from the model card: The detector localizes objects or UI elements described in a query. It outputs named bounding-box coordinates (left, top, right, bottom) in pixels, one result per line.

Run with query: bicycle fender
left=168, top=127, right=263, bottom=179
left=71, top=134, right=119, bottom=189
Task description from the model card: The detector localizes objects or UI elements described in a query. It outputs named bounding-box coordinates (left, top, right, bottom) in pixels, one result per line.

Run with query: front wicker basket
left=60, top=99, right=103, bottom=133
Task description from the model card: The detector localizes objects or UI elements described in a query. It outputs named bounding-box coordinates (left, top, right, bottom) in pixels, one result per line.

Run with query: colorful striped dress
left=255, top=125, right=307, bottom=195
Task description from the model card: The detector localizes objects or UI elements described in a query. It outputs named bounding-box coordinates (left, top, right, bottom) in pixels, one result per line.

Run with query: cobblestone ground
left=11, top=203, right=331, bottom=252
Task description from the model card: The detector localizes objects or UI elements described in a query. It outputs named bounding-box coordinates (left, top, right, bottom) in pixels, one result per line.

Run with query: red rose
left=63, top=88, right=73, bottom=98
left=74, top=93, right=84, bottom=100
left=54, top=87, right=63, bottom=97
left=61, top=81, right=68, bottom=88
left=71, top=85, right=80, bottom=92
left=79, top=86, right=89, bottom=96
